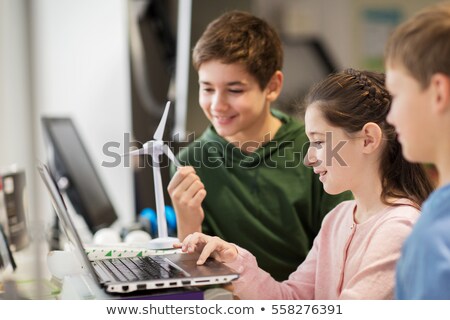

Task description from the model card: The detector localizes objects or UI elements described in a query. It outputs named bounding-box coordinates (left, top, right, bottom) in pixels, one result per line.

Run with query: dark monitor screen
left=41, top=117, right=118, bottom=233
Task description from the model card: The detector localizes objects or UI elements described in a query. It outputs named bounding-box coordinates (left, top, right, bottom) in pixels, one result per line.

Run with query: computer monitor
left=41, top=117, right=118, bottom=234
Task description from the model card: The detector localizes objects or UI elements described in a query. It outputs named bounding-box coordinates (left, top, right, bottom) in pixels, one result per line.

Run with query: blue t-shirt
left=396, top=183, right=450, bottom=299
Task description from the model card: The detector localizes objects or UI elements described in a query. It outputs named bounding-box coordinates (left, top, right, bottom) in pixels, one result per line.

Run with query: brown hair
left=192, top=10, right=283, bottom=90
left=385, top=2, right=450, bottom=88
left=303, top=68, right=433, bottom=208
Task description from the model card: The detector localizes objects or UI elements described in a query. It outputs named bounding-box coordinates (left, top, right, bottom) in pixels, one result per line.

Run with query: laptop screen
left=37, top=163, right=101, bottom=286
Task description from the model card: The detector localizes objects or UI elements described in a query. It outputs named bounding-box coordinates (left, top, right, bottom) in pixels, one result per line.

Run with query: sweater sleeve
left=225, top=242, right=318, bottom=300
left=339, top=212, right=417, bottom=299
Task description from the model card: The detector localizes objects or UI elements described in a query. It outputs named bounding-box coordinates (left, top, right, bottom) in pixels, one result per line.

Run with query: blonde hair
left=385, top=2, right=450, bottom=88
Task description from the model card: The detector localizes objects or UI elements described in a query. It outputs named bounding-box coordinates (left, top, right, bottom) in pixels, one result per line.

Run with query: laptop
left=37, top=163, right=239, bottom=294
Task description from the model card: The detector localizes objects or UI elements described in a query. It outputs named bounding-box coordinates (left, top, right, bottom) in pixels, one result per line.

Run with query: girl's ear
left=266, top=71, right=283, bottom=102
left=430, top=73, right=450, bottom=114
left=361, top=122, right=382, bottom=154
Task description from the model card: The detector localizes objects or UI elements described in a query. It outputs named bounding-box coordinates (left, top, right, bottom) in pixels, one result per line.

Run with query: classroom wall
left=0, top=0, right=134, bottom=239
left=254, top=0, right=444, bottom=70
left=29, top=0, right=135, bottom=229
left=0, top=0, right=35, bottom=225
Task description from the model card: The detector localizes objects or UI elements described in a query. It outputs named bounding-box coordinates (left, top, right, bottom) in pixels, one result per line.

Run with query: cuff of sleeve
left=225, top=244, right=252, bottom=274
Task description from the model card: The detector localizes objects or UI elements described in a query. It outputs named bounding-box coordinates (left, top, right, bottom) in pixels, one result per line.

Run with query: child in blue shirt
left=385, top=2, right=450, bottom=299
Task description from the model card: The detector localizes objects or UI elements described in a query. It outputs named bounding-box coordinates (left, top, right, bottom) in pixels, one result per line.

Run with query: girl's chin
left=323, top=184, right=346, bottom=195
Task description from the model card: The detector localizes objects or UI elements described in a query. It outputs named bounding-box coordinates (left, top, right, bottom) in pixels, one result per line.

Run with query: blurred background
left=0, top=0, right=443, bottom=298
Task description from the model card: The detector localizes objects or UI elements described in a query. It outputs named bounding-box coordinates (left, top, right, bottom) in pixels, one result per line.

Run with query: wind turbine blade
left=153, top=101, right=171, bottom=141
left=121, top=148, right=145, bottom=157
left=121, top=141, right=154, bottom=157
left=162, top=144, right=181, bottom=167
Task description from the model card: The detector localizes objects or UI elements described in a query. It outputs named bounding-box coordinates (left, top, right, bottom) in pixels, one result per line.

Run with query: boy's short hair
left=385, top=2, right=450, bottom=88
left=192, top=10, right=283, bottom=89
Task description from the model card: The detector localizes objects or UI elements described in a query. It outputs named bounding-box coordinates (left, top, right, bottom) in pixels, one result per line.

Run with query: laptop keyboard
left=99, top=256, right=187, bottom=282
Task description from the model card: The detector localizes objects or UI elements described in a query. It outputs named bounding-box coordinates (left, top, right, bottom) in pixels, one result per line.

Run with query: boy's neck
left=225, top=113, right=282, bottom=153
left=434, top=126, right=450, bottom=187
left=436, top=153, right=450, bottom=188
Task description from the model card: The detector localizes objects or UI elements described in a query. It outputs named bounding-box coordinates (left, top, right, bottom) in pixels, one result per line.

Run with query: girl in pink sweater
left=176, top=69, right=434, bottom=299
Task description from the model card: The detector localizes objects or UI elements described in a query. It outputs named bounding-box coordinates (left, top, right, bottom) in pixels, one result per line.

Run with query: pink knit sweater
left=226, top=200, right=419, bottom=299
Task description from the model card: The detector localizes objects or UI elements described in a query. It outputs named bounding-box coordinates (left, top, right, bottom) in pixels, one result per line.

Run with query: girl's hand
left=174, top=232, right=238, bottom=265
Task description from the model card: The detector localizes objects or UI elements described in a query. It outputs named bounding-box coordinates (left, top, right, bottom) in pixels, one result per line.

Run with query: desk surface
left=1, top=243, right=58, bottom=299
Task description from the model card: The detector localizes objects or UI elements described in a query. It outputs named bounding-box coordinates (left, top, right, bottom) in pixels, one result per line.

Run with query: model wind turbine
left=123, top=101, right=180, bottom=249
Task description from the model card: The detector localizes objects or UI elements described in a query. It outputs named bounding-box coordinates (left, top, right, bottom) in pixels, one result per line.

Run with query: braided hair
left=303, top=68, right=433, bottom=208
